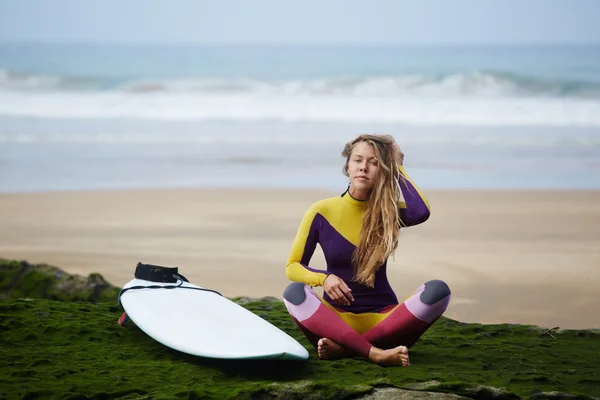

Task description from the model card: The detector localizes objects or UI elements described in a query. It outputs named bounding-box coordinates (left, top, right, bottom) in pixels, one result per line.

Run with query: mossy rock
left=0, top=258, right=120, bottom=302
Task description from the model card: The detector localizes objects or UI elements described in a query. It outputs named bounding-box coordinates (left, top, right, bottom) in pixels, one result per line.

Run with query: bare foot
left=368, top=345, right=410, bottom=367
left=317, top=338, right=349, bottom=360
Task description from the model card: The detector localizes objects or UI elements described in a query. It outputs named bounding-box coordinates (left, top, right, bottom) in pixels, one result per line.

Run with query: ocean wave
left=0, top=69, right=64, bottom=90
left=2, top=68, right=600, bottom=98
left=2, top=68, right=600, bottom=126
left=0, top=90, right=599, bottom=126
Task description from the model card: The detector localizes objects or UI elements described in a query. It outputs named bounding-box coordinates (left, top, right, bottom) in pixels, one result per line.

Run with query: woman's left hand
left=392, top=142, right=404, bottom=166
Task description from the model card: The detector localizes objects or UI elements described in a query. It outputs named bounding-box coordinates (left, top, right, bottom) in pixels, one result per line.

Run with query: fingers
left=334, top=288, right=350, bottom=306
left=391, top=143, right=404, bottom=166
left=339, top=281, right=354, bottom=302
left=327, top=285, right=353, bottom=306
left=323, top=274, right=354, bottom=306
left=325, top=287, right=348, bottom=306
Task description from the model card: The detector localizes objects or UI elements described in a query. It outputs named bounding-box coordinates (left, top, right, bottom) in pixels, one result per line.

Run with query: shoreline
left=1, top=187, right=599, bottom=330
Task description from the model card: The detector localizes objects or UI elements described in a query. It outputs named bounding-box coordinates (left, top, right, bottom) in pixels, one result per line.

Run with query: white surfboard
left=119, top=278, right=309, bottom=360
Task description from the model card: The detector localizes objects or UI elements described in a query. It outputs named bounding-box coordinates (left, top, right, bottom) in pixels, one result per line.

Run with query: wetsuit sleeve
left=397, top=165, right=431, bottom=227
left=286, top=206, right=330, bottom=286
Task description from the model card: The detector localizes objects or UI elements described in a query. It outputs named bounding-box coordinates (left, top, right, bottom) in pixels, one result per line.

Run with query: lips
left=356, top=176, right=368, bottom=180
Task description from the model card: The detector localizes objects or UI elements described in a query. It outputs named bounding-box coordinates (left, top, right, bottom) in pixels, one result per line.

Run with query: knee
left=283, top=282, right=307, bottom=306
left=420, top=280, right=451, bottom=305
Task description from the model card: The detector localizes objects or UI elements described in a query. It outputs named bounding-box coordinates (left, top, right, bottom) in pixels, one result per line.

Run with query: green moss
left=1, top=260, right=599, bottom=399
left=0, top=298, right=598, bottom=400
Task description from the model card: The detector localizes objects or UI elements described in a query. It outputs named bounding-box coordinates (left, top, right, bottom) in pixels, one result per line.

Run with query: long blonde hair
left=342, top=134, right=404, bottom=288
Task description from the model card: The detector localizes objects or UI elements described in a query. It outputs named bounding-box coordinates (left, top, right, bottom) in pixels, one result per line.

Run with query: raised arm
left=286, top=206, right=329, bottom=286
left=397, top=165, right=431, bottom=227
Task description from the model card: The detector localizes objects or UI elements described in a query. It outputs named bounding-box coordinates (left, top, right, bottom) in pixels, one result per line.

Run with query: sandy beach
left=1, top=188, right=599, bottom=330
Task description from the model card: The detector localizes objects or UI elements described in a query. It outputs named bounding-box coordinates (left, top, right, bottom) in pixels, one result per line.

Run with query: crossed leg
left=283, top=280, right=451, bottom=365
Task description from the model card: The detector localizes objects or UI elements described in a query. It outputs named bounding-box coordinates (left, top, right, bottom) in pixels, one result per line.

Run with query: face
left=347, top=141, right=380, bottom=195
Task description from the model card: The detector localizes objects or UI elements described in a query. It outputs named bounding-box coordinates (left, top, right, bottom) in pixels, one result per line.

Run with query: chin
left=352, top=182, right=374, bottom=191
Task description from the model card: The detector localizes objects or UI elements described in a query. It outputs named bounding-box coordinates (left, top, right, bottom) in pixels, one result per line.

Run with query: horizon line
left=1, top=39, right=599, bottom=47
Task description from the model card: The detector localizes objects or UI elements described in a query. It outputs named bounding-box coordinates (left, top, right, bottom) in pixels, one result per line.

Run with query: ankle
left=367, top=346, right=385, bottom=363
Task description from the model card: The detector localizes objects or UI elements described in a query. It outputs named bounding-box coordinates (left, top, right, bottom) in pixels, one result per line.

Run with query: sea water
left=1, top=43, right=599, bottom=192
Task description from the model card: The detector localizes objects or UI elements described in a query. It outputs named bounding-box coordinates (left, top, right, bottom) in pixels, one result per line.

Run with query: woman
left=283, top=134, right=451, bottom=367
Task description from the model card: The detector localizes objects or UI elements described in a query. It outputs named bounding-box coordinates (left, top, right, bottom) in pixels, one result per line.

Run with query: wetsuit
left=283, top=166, right=451, bottom=357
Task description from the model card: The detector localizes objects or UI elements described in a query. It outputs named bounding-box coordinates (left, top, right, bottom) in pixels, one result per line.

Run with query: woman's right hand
left=323, top=274, right=354, bottom=306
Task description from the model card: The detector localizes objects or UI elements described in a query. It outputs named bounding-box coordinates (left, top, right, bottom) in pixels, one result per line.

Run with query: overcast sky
left=1, top=0, right=599, bottom=45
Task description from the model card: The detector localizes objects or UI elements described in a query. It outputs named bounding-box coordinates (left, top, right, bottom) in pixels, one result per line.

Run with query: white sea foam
left=2, top=68, right=600, bottom=126
left=1, top=90, right=600, bottom=127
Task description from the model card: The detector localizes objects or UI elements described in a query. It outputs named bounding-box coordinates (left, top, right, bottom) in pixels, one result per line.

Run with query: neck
left=349, top=185, right=371, bottom=201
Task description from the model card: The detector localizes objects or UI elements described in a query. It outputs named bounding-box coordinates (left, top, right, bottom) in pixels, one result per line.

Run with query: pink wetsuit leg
left=363, top=282, right=451, bottom=349
left=283, top=284, right=372, bottom=357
